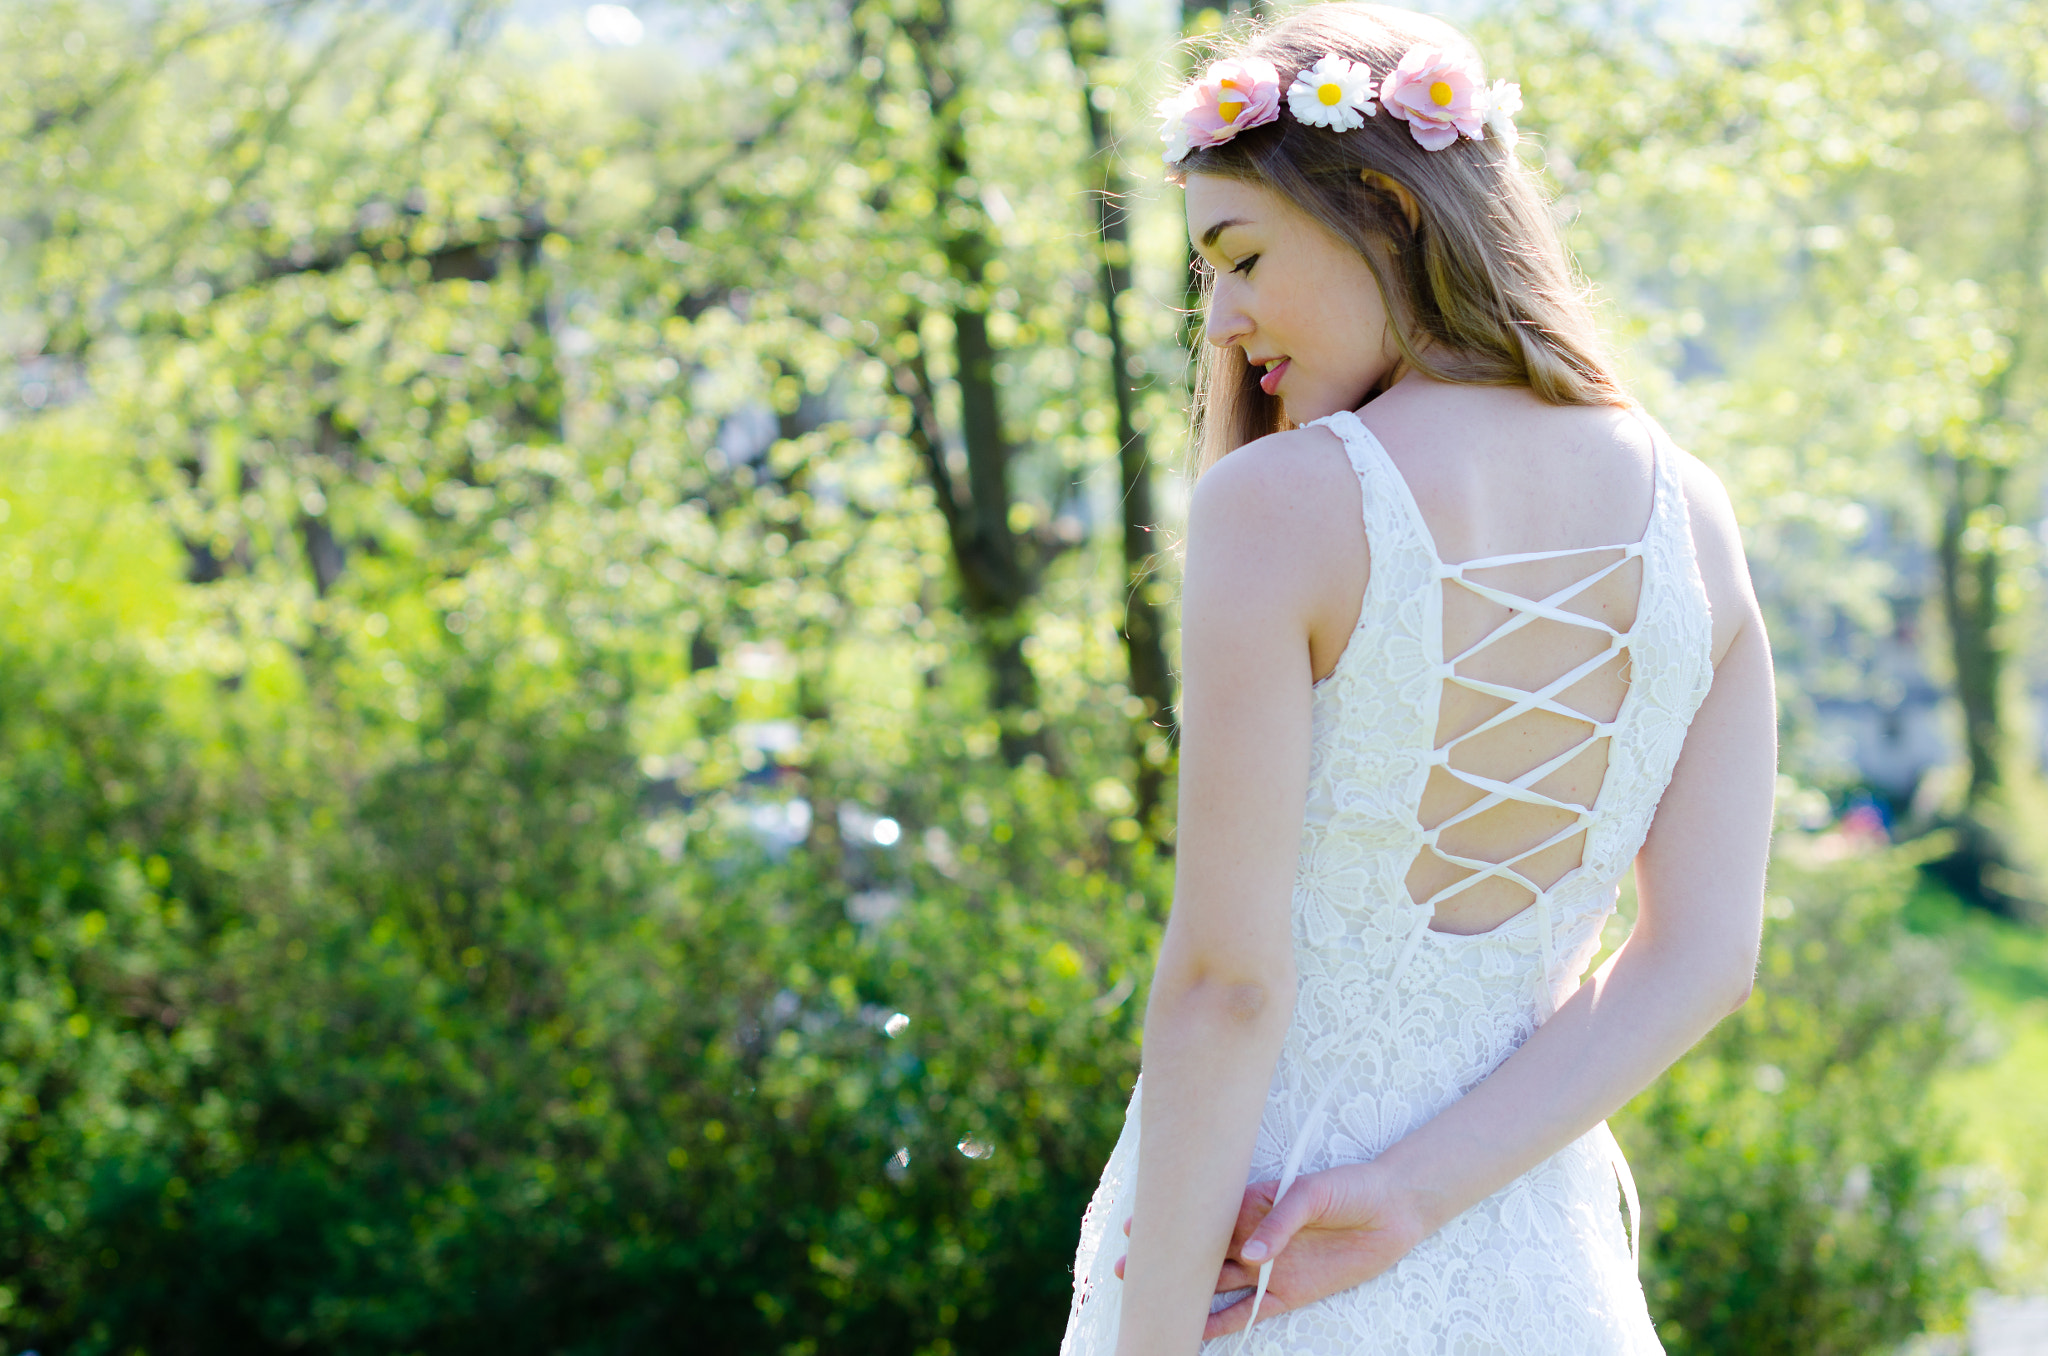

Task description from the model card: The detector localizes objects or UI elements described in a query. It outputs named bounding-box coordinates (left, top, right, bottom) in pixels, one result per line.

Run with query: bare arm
left=1202, top=454, right=1776, bottom=1336
left=1113, top=436, right=1355, bottom=1356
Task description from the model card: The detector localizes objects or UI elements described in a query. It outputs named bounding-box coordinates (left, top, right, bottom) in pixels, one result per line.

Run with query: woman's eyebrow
left=1199, top=217, right=1253, bottom=249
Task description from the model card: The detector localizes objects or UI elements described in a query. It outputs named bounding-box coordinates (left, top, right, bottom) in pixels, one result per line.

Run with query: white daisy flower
left=1158, top=89, right=1196, bottom=164
left=1286, top=54, right=1377, bottom=133
left=1481, top=79, right=1522, bottom=147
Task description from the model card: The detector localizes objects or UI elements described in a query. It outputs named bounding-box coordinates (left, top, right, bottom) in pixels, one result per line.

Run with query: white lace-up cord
left=1421, top=541, right=1643, bottom=1020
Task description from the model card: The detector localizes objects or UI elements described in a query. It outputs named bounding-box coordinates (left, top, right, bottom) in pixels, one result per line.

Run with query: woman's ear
left=1360, top=169, right=1422, bottom=233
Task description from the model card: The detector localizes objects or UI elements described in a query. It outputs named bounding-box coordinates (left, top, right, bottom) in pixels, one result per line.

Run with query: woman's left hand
left=1113, top=1157, right=1435, bottom=1339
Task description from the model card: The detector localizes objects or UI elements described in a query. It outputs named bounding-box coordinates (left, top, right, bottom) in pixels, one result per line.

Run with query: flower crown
left=1159, top=45, right=1521, bottom=163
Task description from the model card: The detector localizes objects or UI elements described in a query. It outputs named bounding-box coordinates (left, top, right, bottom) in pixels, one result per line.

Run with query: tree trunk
left=898, top=0, right=1046, bottom=764
left=1925, top=461, right=2021, bottom=914
left=1056, top=0, right=1178, bottom=826
left=1933, top=453, right=2006, bottom=805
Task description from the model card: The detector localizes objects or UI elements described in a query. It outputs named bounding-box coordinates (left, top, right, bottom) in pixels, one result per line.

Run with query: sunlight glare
left=585, top=4, right=643, bottom=47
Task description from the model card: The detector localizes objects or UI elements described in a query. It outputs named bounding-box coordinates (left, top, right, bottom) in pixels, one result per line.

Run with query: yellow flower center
left=1318, top=81, right=1343, bottom=106
left=1218, top=99, right=1244, bottom=121
left=1429, top=80, right=1454, bottom=107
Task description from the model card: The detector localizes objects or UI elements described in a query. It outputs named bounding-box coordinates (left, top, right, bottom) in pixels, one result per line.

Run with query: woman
left=1061, top=5, right=1775, bottom=1354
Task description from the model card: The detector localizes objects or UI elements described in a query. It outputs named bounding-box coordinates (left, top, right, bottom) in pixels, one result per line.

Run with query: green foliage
left=0, top=416, right=1167, bottom=1354
left=1617, top=847, right=1984, bottom=1355
left=0, top=0, right=2037, bottom=1352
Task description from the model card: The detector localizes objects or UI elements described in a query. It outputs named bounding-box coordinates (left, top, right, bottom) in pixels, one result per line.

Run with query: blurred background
left=2, top=0, right=2047, bottom=1351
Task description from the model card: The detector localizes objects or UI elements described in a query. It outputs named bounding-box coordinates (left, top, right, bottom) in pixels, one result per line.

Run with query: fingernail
left=1241, top=1240, right=1267, bottom=1261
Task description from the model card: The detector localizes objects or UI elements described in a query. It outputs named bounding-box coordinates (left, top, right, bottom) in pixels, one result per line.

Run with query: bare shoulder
left=1186, top=424, right=1367, bottom=636
left=1188, top=425, right=1362, bottom=567
left=1191, top=424, right=1359, bottom=519
left=1665, top=442, right=1759, bottom=665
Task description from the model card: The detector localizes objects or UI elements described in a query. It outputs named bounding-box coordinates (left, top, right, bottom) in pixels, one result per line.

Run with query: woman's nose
left=1205, top=294, right=1251, bottom=350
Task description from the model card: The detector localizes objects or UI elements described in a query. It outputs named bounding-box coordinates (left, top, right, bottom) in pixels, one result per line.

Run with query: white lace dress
left=1062, top=409, right=1713, bottom=1355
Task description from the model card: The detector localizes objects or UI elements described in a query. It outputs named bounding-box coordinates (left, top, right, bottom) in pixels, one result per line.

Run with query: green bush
left=0, top=588, right=1165, bottom=1355
left=1617, top=847, right=1984, bottom=1355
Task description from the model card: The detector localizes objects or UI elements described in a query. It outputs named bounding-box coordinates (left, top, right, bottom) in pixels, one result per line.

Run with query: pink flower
left=1378, top=45, right=1486, bottom=151
left=1164, top=57, right=1281, bottom=161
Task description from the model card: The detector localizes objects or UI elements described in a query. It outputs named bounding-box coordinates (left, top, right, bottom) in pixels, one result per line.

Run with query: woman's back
left=1286, top=390, right=1716, bottom=999
left=1322, top=384, right=1678, bottom=938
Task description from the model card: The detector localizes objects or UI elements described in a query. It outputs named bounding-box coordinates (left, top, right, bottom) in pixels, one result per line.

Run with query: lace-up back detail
left=1063, top=407, right=1714, bottom=1356
left=1414, top=533, right=1648, bottom=935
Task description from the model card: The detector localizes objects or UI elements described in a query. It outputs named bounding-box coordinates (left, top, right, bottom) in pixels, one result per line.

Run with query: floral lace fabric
left=1062, top=410, right=1713, bottom=1354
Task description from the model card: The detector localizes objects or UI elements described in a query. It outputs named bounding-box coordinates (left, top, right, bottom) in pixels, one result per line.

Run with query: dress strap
left=1309, top=408, right=1379, bottom=487
left=1633, top=405, right=1684, bottom=540
left=1313, top=408, right=1444, bottom=560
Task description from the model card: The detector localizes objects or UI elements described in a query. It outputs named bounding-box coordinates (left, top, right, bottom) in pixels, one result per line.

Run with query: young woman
left=1060, top=5, right=1775, bottom=1354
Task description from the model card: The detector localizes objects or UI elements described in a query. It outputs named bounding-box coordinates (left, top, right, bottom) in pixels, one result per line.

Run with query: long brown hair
left=1174, top=3, right=1628, bottom=475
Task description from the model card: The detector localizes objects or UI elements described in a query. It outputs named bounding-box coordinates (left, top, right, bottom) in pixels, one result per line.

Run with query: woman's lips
left=1258, top=358, right=1289, bottom=395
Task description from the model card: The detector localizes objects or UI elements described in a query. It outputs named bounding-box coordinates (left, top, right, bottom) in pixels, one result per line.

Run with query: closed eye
left=1231, top=253, right=1259, bottom=277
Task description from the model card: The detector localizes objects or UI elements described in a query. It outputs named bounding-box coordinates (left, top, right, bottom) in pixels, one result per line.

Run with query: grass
left=1903, top=877, right=2048, bottom=1293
